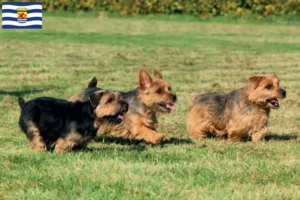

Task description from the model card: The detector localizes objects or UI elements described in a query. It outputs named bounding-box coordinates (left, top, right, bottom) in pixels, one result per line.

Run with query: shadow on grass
left=57, top=136, right=194, bottom=153
left=239, top=133, right=299, bottom=142
left=0, top=89, right=49, bottom=97
left=201, top=133, right=299, bottom=142
left=160, top=137, right=194, bottom=145
left=47, top=145, right=147, bottom=153
left=75, top=145, right=148, bottom=152
left=94, top=135, right=143, bottom=145
left=94, top=135, right=194, bottom=147
left=265, top=133, right=298, bottom=141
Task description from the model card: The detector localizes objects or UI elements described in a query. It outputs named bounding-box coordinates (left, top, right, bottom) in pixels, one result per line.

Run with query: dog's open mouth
left=104, top=113, right=125, bottom=123
left=117, top=114, right=124, bottom=120
left=166, top=103, right=175, bottom=110
left=159, top=103, right=176, bottom=111
left=267, top=98, right=280, bottom=108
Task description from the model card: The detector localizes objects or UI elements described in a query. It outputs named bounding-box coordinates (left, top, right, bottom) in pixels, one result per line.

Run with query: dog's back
left=191, top=92, right=228, bottom=116
left=19, top=97, right=95, bottom=142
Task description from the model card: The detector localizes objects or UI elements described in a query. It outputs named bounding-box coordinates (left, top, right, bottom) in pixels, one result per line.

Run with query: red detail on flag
left=18, top=12, right=27, bottom=19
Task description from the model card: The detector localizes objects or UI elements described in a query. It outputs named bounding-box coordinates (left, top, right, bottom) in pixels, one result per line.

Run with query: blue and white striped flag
left=2, top=2, right=42, bottom=29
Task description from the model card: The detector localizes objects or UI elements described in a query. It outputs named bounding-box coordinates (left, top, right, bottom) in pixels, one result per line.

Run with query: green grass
left=1, top=31, right=300, bottom=53
left=1, top=15, right=300, bottom=199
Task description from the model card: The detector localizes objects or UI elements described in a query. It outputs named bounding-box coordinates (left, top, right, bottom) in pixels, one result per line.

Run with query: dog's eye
left=156, top=89, right=162, bottom=94
left=107, top=98, right=114, bottom=103
left=265, top=85, right=272, bottom=90
left=168, top=87, right=172, bottom=91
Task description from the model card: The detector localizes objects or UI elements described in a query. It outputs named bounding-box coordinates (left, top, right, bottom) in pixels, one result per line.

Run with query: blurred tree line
left=1, top=0, right=299, bottom=18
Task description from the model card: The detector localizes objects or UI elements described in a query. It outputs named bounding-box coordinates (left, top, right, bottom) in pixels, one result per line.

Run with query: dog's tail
left=87, top=76, right=97, bottom=88
left=18, top=97, right=25, bottom=109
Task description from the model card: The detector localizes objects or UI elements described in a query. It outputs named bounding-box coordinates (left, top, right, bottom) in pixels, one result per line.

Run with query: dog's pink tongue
left=118, top=114, right=124, bottom=120
left=271, top=98, right=280, bottom=106
left=166, top=103, right=175, bottom=110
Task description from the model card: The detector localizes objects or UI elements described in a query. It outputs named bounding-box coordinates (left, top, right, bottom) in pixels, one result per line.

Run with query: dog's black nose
left=171, top=94, right=177, bottom=102
left=122, top=102, right=129, bottom=113
left=281, top=89, right=286, bottom=98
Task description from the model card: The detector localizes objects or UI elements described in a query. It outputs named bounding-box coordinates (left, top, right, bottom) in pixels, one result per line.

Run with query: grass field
left=0, top=15, right=300, bottom=199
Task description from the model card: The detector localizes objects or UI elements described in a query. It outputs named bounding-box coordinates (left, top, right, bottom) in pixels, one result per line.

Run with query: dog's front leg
left=251, top=127, right=268, bottom=142
left=131, top=125, right=164, bottom=144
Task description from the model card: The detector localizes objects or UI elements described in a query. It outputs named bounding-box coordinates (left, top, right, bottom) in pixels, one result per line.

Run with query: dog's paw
left=150, top=133, right=165, bottom=145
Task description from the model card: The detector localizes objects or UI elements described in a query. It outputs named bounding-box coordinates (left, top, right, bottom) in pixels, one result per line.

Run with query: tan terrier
left=187, top=73, right=286, bottom=142
left=70, top=69, right=177, bottom=144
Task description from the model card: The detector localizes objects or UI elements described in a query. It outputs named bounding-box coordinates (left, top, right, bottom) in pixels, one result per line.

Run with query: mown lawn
left=0, top=15, right=300, bottom=199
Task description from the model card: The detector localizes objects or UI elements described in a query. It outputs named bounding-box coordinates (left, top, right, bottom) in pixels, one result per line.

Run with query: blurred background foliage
left=0, top=0, right=299, bottom=18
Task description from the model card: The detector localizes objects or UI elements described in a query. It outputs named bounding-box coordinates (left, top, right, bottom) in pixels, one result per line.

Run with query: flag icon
left=2, top=2, right=42, bottom=29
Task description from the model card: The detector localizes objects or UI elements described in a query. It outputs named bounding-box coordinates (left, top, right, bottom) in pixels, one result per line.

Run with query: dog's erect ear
left=154, top=70, right=163, bottom=79
left=248, top=76, right=263, bottom=90
left=88, top=91, right=105, bottom=108
left=139, top=69, right=153, bottom=90
left=114, top=91, right=121, bottom=100
left=87, top=76, right=98, bottom=88
left=270, top=72, right=278, bottom=79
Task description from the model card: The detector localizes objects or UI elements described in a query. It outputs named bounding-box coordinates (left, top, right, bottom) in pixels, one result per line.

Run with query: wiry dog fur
left=69, top=69, right=177, bottom=144
left=18, top=90, right=128, bottom=153
left=187, top=73, right=286, bottom=142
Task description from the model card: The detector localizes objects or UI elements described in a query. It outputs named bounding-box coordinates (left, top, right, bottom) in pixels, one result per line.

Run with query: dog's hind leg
left=27, top=122, right=46, bottom=152
left=187, top=121, right=210, bottom=140
left=55, top=132, right=85, bottom=154
left=191, top=131, right=209, bottom=140
left=55, top=138, right=74, bottom=154
left=227, top=130, right=243, bottom=142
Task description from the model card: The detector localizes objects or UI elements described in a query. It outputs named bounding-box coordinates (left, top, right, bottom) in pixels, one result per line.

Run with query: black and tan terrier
left=69, top=69, right=177, bottom=144
left=187, top=73, right=286, bottom=142
left=18, top=90, right=128, bottom=153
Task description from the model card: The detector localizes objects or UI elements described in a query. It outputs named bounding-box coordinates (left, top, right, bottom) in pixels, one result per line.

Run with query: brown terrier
left=70, top=69, right=177, bottom=144
left=187, top=73, right=286, bottom=142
